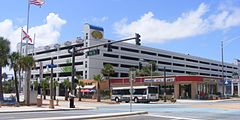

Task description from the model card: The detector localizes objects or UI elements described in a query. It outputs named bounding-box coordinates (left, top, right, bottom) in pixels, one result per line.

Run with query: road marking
left=147, top=114, right=203, bottom=120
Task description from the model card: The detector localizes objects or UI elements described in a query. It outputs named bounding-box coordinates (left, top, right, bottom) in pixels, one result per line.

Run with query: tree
left=93, top=74, right=104, bottom=102
left=0, top=37, right=10, bottom=102
left=137, top=61, right=160, bottom=77
left=101, top=64, right=114, bottom=97
left=19, top=56, right=35, bottom=105
left=76, top=75, right=85, bottom=101
left=63, top=78, right=71, bottom=101
left=41, top=77, right=49, bottom=100
left=9, top=52, right=21, bottom=103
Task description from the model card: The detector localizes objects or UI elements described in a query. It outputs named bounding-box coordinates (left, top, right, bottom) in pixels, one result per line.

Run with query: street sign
left=86, top=49, right=100, bottom=56
left=129, top=89, right=135, bottom=94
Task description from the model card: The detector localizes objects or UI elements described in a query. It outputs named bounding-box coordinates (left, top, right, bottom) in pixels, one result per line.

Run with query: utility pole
left=221, top=41, right=225, bottom=98
left=163, top=67, right=167, bottom=102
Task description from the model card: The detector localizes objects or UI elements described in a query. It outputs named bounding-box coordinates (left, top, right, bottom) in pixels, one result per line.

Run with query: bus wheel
left=115, top=97, right=119, bottom=103
left=134, top=97, right=139, bottom=103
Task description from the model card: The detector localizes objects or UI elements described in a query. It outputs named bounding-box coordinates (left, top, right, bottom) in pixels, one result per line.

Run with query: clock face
left=91, top=31, right=103, bottom=39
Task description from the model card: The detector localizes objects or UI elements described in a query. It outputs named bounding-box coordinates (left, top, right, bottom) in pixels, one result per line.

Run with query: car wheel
left=115, top=97, right=119, bottom=103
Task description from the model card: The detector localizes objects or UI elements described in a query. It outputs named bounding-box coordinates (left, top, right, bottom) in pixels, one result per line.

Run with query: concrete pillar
left=56, top=86, right=59, bottom=96
left=174, top=83, right=179, bottom=99
left=238, top=82, right=240, bottom=96
left=191, top=83, right=197, bottom=99
left=231, top=82, right=234, bottom=95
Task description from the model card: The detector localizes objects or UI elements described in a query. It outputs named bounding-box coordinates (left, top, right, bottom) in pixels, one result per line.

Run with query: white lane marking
left=147, top=114, right=203, bottom=120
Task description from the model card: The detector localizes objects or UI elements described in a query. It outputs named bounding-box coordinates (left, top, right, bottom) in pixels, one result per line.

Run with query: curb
left=20, top=111, right=148, bottom=120
left=0, top=107, right=95, bottom=114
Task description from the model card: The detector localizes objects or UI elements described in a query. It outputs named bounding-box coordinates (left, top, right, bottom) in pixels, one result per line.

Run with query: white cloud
left=114, top=3, right=240, bottom=43
left=92, top=16, right=108, bottom=23
left=0, top=13, right=66, bottom=52
left=0, top=13, right=66, bottom=74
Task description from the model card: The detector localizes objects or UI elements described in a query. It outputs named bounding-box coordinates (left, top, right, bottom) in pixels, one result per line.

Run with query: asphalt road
left=0, top=100, right=240, bottom=120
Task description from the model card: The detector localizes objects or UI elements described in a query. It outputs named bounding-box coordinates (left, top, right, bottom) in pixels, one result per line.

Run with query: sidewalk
left=175, top=97, right=240, bottom=103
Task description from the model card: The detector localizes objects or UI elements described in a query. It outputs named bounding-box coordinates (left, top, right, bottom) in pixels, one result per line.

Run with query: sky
left=0, top=0, right=240, bottom=74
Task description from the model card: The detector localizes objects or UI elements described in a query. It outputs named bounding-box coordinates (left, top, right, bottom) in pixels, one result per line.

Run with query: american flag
left=29, top=0, right=45, bottom=6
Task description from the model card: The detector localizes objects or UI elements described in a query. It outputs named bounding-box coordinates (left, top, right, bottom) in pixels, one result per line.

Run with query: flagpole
left=26, top=0, right=31, bottom=55
left=32, top=33, right=36, bottom=56
left=20, top=28, right=23, bottom=55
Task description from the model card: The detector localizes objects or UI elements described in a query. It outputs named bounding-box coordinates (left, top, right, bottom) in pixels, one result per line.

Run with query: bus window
left=148, top=87, right=158, bottom=94
left=134, top=89, right=147, bottom=95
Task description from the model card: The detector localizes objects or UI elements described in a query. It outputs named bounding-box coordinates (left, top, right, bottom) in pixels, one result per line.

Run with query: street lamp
left=221, top=36, right=240, bottom=98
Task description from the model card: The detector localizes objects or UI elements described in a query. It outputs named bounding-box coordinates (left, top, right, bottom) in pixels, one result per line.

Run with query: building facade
left=26, top=24, right=239, bottom=82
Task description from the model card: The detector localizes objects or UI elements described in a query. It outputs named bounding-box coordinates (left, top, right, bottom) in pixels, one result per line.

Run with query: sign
left=91, top=31, right=103, bottom=39
left=129, top=89, right=135, bottom=94
left=144, top=77, right=175, bottom=83
left=86, top=49, right=100, bottom=56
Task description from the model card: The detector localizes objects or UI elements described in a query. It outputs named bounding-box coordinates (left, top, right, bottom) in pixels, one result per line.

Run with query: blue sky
left=0, top=0, right=240, bottom=66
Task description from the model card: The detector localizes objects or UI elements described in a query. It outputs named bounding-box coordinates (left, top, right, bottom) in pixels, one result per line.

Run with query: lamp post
left=221, top=41, right=225, bottom=98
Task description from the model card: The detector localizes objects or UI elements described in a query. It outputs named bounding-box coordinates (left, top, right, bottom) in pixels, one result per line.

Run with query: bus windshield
left=148, top=87, right=158, bottom=94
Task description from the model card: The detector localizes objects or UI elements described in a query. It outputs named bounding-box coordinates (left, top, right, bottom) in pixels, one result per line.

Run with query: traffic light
left=104, top=40, right=112, bottom=52
left=135, top=33, right=141, bottom=46
left=139, top=62, right=142, bottom=70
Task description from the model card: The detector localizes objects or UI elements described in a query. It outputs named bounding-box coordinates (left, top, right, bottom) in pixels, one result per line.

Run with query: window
left=200, top=67, right=210, bottom=70
left=158, top=61, right=172, bottom=65
left=159, top=85, right=174, bottom=95
left=186, top=65, right=198, bottom=69
left=134, top=89, right=146, bottom=95
left=111, top=45, right=119, bottom=50
left=121, top=47, right=139, bottom=53
left=173, top=56, right=185, bottom=60
left=158, top=54, right=171, bottom=58
left=103, top=62, right=119, bottom=67
left=173, top=63, right=185, bottom=67
left=141, top=51, right=157, bottom=56
left=173, top=70, right=185, bottom=73
left=211, top=63, right=218, bottom=66
left=103, top=53, right=119, bottom=58
left=200, top=73, right=210, bottom=76
left=85, top=33, right=88, bottom=39
left=186, top=59, right=198, bottom=63
left=227, top=66, right=232, bottom=69
left=36, top=49, right=57, bottom=55
left=211, top=69, right=218, bottom=71
left=120, top=64, right=138, bottom=68
left=199, top=61, right=210, bottom=65
left=121, top=56, right=139, bottom=61
left=120, top=73, right=129, bottom=77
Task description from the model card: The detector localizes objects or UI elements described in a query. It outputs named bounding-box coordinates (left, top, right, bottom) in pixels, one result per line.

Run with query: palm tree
left=78, top=80, right=85, bottom=101
left=41, top=76, right=49, bottom=100
left=0, top=37, right=10, bottom=102
left=101, top=64, right=114, bottom=97
left=93, top=74, right=103, bottom=102
left=63, top=78, right=71, bottom=101
left=19, top=56, right=35, bottom=105
left=9, top=52, right=21, bottom=103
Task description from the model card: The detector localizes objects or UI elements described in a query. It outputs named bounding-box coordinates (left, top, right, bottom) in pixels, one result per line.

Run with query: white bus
left=111, top=86, right=159, bottom=103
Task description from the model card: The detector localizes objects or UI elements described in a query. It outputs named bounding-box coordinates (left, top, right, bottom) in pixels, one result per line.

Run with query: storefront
left=110, top=75, right=222, bottom=99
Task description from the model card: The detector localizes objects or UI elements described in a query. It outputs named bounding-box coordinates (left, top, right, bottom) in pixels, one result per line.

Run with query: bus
left=111, top=86, right=159, bottom=103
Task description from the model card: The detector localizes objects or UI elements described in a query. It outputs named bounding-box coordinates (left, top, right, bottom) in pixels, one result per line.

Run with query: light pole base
left=49, top=100, right=54, bottom=109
